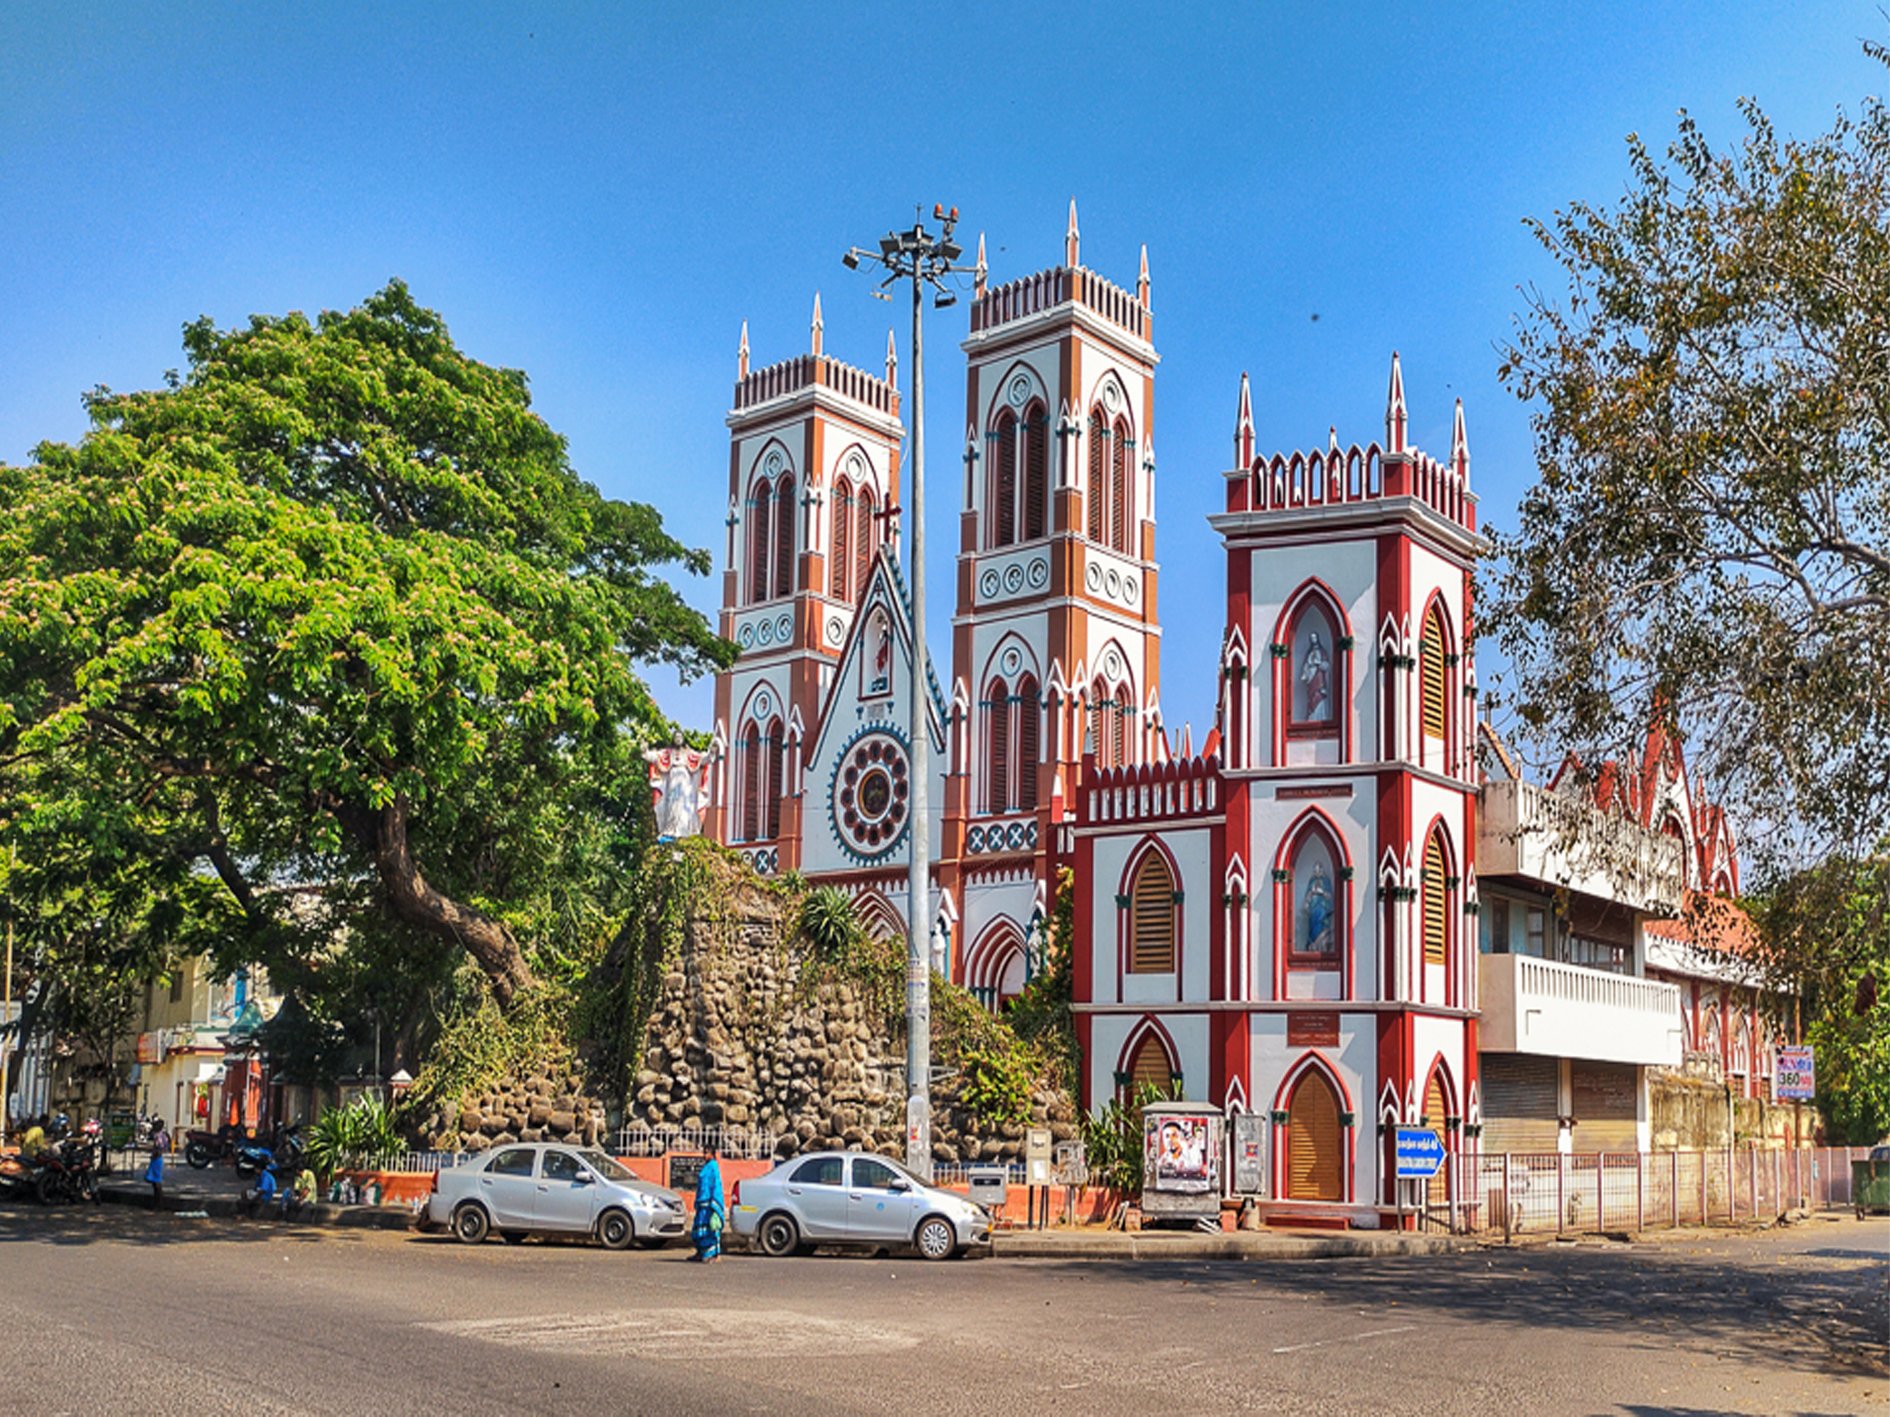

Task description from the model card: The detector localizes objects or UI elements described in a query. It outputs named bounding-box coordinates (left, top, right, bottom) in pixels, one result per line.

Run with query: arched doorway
left=1122, top=1030, right=1175, bottom=1099
left=1423, top=1070, right=1452, bottom=1210
left=1286, top=1069, right=1344, bottom=1201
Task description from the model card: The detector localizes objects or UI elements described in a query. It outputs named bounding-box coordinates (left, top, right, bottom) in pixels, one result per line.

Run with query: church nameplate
left=1287, top=1011, right=1340, bottom=1047
left=1278, top=784, right=1353, bottom=800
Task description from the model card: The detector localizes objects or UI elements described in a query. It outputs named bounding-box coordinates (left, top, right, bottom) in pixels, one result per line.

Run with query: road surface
left=0, top=1202, right=1880, bottom=1415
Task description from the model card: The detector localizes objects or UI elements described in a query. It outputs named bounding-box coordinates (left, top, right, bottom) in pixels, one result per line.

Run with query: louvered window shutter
left=1421, top=613, right=1446, bottom=740
left=831, top=484, right=851, bottom=601
left=1087, top=416, right=1106, bottom=541
left=750, top=486, right=772, bottom=604
left=986, top=680, right=1009, bottom=813
left=1129, top=855, right=1175, bottom=973
left=774, top=476, right=796, bottom=599
left=1016, top=678, right=1040, bottom=811
left=1422, top=835, right=1448, bottom=965
left=1129, top=1035, right=1172, bottom=1094
left=1024, top=409, right=1048, bottom=540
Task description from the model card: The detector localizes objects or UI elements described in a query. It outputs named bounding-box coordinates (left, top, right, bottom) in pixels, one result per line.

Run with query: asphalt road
left=0, top=1202, right=1881, bottom=1416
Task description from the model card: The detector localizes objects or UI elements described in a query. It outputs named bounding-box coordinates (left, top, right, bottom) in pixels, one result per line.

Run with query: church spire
left=974, top=231, right=988, bottom=298
left=1137, top=243, right=1150, bottom=308
left=885, top=328, right=898, bottom=389
left=1065, top=198, right=1080, bottom=268
left=737, top=320, right=750, bottom=380
left=1234, top=370, right=1255, bottom=469
left=810, top=292, right=824, bottom=356
left=1451, top=398, right=1470, bottom=480
left=1385, top=350, right=1407, bottom=453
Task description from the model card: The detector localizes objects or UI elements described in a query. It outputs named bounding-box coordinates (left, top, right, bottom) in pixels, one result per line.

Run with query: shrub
left=306, top=1094, right=406, bottom=1179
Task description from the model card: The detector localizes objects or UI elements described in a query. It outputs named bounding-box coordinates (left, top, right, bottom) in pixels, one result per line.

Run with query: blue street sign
left=1395, top=1127, right=1446, bottom=1179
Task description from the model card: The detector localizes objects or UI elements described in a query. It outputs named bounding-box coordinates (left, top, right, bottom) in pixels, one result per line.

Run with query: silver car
left=426, top=1143, right=688, bottom=1250
left=729, top=1151, right=991, bottom=1260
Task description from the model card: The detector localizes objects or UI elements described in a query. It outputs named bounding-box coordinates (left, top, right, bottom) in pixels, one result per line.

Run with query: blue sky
left=1, top=3, right=1878, bottom=747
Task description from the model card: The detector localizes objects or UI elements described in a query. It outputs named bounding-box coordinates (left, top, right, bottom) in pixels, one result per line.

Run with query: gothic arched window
left=1287, top=823, right=1343, bottom=965
left=991, top=408, right=1017, bottom=549
left=1127, top=851, right=1176, bottom=974
left=1015, top=674, right=1040, bottom=811
left=1122, top=1029, right=1176, bottom=1098
left=1421, top=828, right=1451, bottom=968
left=830, top=477, right=853, bottom=602
left=1023, top=402, right=1048, bottom=540
left=749, top=481, right=773, bottom=605
left=1087, top=412, right=1107, bottom=541
left=1420, top=605, right=1449, bottom=745
left=739, top=721, right=764, bottom=840
left=773, top=475, right=796, bottom=600
left=1090, top=679, right=1132, bottom=769
left=1111, top=415, right=1133, bottom=553
left=855, top=487, right=876, bottom=592
left=985, top=677, right=1010, bottom=813
left=763, top=716, right=784, bottom=839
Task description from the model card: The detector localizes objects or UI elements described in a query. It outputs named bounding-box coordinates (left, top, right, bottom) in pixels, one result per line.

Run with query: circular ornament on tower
left=830, top=728, right=913, bottom=862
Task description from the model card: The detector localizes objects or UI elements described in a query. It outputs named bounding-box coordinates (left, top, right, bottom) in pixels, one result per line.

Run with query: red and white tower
left=709, top=301, right=904, bottom=873
left=942, top=202, right=1163, bottom=1002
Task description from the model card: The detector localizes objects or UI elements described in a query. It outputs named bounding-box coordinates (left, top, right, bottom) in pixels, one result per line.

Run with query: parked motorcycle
left=182, top=1123, right=242, bottom=1170
left=32, top=1137, right=101, bottom=1205
left=234, top=1122, right=304, bottom=1179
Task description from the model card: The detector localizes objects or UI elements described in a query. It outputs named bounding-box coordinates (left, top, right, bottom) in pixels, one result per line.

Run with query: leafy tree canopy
left=0, top=282, right=731, bottom=1013
left=1491, top=50, right=1889, bottom=867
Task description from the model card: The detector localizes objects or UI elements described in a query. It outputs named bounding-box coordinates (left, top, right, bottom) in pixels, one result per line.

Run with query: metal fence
left=1434, top=1146, right=1871, bottom=1236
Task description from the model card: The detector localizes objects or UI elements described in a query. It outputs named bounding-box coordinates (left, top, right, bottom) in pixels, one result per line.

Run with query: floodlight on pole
left=842, top=204, right=976, bottom=1181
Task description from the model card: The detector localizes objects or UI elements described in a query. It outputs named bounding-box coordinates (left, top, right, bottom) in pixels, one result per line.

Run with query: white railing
left=1480, top=779, right=1685, bottom=914
left=1426, top=1147, right=1870, bottom=1236
left=1480, top=953, right=1684, bottom=1066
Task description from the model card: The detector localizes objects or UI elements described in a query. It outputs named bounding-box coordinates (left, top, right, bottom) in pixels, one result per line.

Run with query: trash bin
left=1852, top=1152, right=1890, bottom=1217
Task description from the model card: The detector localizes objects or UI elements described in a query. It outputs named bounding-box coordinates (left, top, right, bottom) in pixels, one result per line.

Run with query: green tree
left=0, top=283, right=731, bottom=1011
left=1491, top=47, right=1889, bottom=865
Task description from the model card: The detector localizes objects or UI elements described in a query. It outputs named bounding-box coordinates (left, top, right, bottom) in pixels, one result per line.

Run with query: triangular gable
left=808, top=545, right=948, bottom=769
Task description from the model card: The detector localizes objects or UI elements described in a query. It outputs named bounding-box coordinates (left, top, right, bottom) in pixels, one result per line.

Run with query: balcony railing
left=1479, top=779, right=1685, bottom=915
left=1480, top=953, right=1683, bottom=1066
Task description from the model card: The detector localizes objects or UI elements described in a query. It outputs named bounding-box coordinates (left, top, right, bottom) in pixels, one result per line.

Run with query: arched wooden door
left=1423, top=1071, right=1451, bottom=1209
left=1286, top=1070, right=1344, bottom=1201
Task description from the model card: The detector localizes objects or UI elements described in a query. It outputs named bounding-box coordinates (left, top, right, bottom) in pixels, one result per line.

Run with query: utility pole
left=1, top=846, right=13, bottom=1149
left=844, top=205, right=973, bottom=1180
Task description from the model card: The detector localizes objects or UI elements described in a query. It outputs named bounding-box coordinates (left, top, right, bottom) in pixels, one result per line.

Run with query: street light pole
left=845, top=205, right=972, bottom=1181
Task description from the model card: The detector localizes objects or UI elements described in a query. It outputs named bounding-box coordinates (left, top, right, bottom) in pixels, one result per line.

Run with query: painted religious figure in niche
left=644, top=730, right=719, bottom=840
left=1291, top=831, right=1340, bottom=960
left=1299, top=631, right=1332, bottom=722
left=864, top=611, right=891, bottom=696
left=1288, top=597, right=1339, bottom=732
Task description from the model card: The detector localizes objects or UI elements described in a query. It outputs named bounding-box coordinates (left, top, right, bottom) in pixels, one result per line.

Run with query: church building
left=704, top=206, right=1762, bottom=1228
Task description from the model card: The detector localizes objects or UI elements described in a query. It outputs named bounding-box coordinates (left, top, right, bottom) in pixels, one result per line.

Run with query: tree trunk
left=371, top=795, right=536, bottom=1008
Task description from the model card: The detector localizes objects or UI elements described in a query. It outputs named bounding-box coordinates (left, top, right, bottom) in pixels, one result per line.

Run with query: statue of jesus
left=644, top=731, right=718, bottom=840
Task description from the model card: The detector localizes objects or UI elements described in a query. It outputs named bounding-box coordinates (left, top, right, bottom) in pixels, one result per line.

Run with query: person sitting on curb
left=286, top=1168, right=316, bottom=1220
left=242, top=1164, right=279, bottom=1218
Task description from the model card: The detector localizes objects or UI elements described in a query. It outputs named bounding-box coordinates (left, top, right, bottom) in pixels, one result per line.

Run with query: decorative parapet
left=733, top=353, right=899, bottom=419
left=1080, top=754, right=1224, bottom=827
left=970, top=265, right=1151, bottom=344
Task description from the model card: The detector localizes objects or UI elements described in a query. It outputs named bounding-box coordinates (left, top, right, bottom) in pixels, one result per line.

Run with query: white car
left=728, top=1150, right=991, bottom=1260
left=425, top=1143, right=688, bottom=1249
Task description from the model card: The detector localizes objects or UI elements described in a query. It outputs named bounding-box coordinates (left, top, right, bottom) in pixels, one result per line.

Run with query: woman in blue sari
left=691, top=1152, right=725, bottom=1262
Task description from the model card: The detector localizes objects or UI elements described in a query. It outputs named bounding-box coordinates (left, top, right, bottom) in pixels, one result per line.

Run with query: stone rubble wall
left=628, top=886, right=1076, bottom=1163
left=419, top=1072, right=608, bottom=1154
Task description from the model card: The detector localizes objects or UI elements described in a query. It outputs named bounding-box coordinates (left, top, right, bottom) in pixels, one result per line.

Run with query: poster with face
left=1146, top=1112, right=1215, bottom=1193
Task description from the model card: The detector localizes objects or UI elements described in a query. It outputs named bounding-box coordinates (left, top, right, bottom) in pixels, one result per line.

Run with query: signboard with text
left=1774, top=1046, right=1815, bottom=1102
left=1394, top=1127, right=1446, bottom=1179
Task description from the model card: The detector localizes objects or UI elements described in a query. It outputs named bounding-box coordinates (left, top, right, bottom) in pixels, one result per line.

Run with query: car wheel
left=452, top=1203, right=491, bottom=1245
left=185, top=1141, right=211, bottom=1170
left=758, top=1212, right=800, bottom=1257
left=914, top=1215, right=956, bottom=1261
left=597, top=1209, right=636, bottom=1251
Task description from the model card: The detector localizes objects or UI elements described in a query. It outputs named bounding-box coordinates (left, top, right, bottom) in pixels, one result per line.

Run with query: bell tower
left=708, top=301, right=904, bottom=873
left=944, top=204, right=1163, bottom=862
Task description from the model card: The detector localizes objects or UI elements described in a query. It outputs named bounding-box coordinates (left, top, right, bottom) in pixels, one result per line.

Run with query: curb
left=94, top=1183, right=416, bottom=1232
left=991, top=1229, right=1470, bottom=1260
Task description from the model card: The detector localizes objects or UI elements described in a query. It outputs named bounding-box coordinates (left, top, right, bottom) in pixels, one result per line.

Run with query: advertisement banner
left=1774, top=1046, right=1815, bottom=1102
left=1145, top=1111, right=1216, bottom=1194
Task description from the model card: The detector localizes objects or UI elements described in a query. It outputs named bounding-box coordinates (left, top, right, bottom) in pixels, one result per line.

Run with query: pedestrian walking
left=144, top=1119, right=170, bottom=1209
left=690, top=1151, right=725, bottom=1263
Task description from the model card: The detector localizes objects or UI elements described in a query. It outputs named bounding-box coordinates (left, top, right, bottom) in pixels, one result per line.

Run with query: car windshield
left=578, top=1150, right=635, bottom=1182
